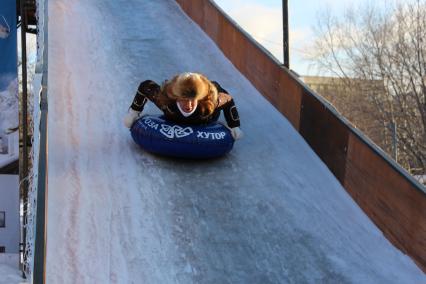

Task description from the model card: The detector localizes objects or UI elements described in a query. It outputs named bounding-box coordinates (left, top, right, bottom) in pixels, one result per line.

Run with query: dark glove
left=138, top=80, right=160, bottom=98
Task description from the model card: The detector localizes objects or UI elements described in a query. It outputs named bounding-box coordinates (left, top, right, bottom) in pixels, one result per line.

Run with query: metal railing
left=32, top=0, right=48, bottom=282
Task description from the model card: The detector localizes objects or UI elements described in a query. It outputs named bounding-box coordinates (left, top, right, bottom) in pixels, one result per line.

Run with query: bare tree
left=307, top=0, right=426, bottom=177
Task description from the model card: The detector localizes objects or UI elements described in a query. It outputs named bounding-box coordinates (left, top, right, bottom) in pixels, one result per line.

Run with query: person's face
left=177, top=98, right=198, bottom=113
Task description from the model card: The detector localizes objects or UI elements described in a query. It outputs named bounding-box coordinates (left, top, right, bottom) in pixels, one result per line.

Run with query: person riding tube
left=123, top=72, right=243, bottom=140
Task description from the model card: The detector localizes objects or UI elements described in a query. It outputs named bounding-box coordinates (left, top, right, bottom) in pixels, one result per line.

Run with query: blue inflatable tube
left=130, top=115, right=234, bottom=159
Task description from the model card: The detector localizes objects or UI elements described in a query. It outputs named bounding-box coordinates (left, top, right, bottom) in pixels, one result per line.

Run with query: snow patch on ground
left=0, top=263, right=25, bottom=284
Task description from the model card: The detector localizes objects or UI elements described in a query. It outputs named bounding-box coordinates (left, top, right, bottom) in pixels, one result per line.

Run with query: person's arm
left=222, top=97, right=240, bottom=128
left=212, top=81, right=243, bottom=140
left=222, top=97, right=243, bottom=140
left=123, top=80, right=160, bottom=128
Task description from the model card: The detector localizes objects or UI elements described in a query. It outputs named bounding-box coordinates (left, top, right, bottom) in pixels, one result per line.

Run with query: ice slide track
left=31, top=0, right=425, bottom=283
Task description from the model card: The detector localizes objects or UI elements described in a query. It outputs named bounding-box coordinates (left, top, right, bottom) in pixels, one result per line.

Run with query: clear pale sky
left=214, top=0, right=377, bottom=75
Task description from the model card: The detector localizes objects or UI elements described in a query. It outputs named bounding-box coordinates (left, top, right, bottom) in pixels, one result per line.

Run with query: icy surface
left=46, top=0, right=425, bottom=283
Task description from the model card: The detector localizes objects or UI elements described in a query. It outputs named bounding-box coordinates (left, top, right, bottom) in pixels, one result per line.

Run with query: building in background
left=0, top=175, right=20, bottom=266
left=0, top=0, right=20, bottom=270
left=0, top=0, right=18, bottom=174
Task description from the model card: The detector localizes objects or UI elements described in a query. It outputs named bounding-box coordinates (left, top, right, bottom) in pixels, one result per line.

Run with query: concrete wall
left=175, top=0, right=426, bottom=272
left=0, top=174, right=19, bottom=254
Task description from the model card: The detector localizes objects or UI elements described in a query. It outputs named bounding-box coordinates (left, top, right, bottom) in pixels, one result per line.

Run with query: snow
left=45, top=0, right=425, bottom=283
left=0, top=79, right=18, bottom=136
left=415, top=175, right=426, bottom=185
left=0, top=263, right=24, bottom=284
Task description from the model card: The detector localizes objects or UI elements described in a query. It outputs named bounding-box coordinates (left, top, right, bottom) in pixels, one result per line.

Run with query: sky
left=214, top=0, right=376, bottom=76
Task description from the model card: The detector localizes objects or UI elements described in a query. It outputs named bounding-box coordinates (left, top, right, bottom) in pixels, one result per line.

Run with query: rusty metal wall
left=175, top=0, right=426, bottom=272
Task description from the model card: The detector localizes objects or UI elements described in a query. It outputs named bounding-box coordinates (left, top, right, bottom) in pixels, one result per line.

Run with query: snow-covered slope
left=46, top=0, right=425, bottom=283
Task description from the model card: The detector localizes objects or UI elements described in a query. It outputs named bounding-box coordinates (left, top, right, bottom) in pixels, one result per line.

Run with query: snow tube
left=130, top=115, right=234, bottom=158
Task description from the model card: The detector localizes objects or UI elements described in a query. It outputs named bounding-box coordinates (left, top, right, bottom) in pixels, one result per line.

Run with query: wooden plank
left=345, top=133, right=426, bottom=269
left=299, top=91, right=349, bottom=182
left=203, top=2, right=219, bottom=42
left=277, top=72, right=302, bottom=130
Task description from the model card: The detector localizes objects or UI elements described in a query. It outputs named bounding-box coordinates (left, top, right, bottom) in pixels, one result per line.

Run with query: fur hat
left=161, top=72, right=218, bottom=116
left=166, top=73, right=213, bottom=101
